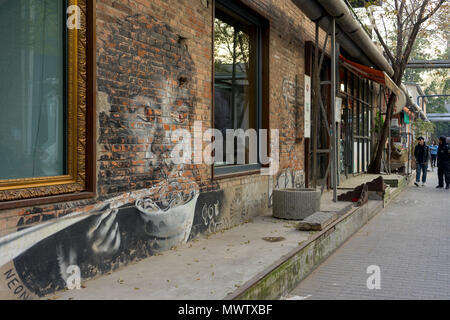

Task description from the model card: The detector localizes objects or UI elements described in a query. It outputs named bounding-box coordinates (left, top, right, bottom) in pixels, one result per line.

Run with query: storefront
left=304, top=44, right=392, bottom=187
left=336, top=55, right=403, bottom=180
left=338, top=66, right=374, bottom=178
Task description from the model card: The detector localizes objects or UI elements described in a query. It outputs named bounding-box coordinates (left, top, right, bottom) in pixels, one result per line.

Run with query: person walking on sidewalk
left=414, top=136, right=429, bottom=187
left=430, top=140, right=438, bottom=169
left=436, top=136, right=450, bottom=189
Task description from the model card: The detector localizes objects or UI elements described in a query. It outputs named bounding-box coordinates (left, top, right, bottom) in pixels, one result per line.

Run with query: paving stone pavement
left=286, top=173, right=450, bottom=300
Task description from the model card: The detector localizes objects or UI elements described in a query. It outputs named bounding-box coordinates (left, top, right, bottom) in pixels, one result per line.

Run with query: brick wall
left=0, top=0, right=331, bottom=299
left=0, top=0, right=331, bottom=234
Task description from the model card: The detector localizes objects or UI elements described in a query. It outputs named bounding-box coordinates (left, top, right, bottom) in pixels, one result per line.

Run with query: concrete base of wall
left=225, top=177, right=409, bottom=300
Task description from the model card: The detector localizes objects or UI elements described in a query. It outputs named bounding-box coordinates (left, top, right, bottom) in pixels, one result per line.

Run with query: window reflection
left=214, top=7, right=258, bottom=167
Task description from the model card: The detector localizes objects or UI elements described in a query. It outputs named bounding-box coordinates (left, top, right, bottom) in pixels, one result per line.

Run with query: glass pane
left=339, top=112, right=346, bottom=175
left=360, top=141, right=363, bottom=172
left=214, top=10, right=258, bottom=166
left=0, top=0, right=66, bottom=180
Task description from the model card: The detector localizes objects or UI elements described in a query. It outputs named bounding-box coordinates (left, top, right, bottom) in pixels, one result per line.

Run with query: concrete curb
left=383, top=174, right=409, bottom=207
left=224, top=177, right=409, bottom=300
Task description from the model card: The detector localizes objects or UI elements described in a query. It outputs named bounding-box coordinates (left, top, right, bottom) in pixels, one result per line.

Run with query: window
left=338, top=67, right=373, bottom=176
left=0, top=0, right=66, bottom=180
left=0, top=0, right=95, bottom=207
left=213, top=0, right=264, bottom=176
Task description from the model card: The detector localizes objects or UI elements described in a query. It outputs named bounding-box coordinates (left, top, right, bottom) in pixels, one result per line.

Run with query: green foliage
left=348, top=0, right=381, bottom=8
left=433, top=122, right=450, bottom=140
left=214, top=18, right=249, bottom=73
left=373, top=111, right=384, bottom=135
left=425, top=70, right=450, bottom=114
left=412, top=119, right=436, bottom=138
left=402, top=28, right=447, bottom=84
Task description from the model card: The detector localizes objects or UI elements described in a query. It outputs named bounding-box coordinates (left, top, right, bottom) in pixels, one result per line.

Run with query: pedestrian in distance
left=430, top=140, right=438, bottom=169
left=414, top=136, right=429, bottom=187
left=436, top=136, right=450, bottom=190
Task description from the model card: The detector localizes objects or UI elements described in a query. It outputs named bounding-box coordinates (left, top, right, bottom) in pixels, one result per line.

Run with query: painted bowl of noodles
left=135, top=181, right=199, bottom=251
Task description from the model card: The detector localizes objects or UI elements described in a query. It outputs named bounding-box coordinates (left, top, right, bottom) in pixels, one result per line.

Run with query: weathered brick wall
left=94, top=0, right=329, bottom=204
left=96, top=0, right=214, bottom=199
left=0, top=0, right=330, bottom=236
left=0, top=0, right=331, bottom=299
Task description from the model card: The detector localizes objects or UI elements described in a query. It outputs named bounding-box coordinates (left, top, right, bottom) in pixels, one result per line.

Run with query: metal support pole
left=336, top=43, right=341, bottom=187
left=388, top=121, right=391, bottom=174
left=312, top=23, right=319, bottom=188
left=331, top=18, right=337, bottom=202
left=407, top=131, right=410, bottom=175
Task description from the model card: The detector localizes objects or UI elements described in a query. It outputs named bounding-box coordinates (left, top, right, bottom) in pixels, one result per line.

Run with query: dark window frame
left=212, top=0, right=269, bottom=179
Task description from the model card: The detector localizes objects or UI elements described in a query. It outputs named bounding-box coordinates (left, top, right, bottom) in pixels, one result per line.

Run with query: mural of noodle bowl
left=136, top=191, right=199, bottom=252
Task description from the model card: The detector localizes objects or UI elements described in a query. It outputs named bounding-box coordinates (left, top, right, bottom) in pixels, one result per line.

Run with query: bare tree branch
left=420, top=0, right=446, bottom=23
left=366, top=6, right=396, bottom=65
left=402, top=2, right=419, bottom=27
left=366, top=0, right=447, bottom=173
left=381, top=14, right=390, bottom=47
left=395, top=0, right=403, bottom=63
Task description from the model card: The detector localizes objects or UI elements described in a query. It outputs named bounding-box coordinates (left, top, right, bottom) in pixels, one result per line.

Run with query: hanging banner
left=404, top=112, right=410, bottom=124
left=304, top=75, right=311, bottom=138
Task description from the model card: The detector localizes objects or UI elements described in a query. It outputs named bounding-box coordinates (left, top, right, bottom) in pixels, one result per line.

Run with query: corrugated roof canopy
left=340, top=55, right=405, bottom=113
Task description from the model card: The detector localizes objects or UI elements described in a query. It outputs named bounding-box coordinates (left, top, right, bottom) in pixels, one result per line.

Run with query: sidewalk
left=46, top=174, right=407, bottom=300
left=285, top=174, right=450, bottom=299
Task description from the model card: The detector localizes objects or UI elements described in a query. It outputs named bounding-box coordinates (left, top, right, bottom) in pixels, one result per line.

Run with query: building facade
left=0, top=0, right=391, bottom=299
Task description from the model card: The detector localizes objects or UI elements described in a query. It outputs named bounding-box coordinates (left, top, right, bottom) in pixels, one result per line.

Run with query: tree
left=403, top=36, right=433, bottom=83
left=348, top=0, right=383, bottom=8
left=403, top=3, right=449, bottom=91
left=360, top=0, right=447, bottom=173
left=214, top=19, right=249, bottom=74
left=411, top=118, right=435, bottom=139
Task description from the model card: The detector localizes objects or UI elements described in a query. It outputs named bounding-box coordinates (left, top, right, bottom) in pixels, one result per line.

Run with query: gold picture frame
left=0, top=0, right=89, bottom=202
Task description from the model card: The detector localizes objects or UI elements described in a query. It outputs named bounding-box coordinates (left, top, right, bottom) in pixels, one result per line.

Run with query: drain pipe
left=331, top=18, right=337, bottom=202
left=292, top=0, right=373, bottom=67
left=316, top=0, right=394, bottom=76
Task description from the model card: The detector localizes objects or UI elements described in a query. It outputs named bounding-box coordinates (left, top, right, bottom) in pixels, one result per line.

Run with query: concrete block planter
left=272, top=188, right=321, bottom=220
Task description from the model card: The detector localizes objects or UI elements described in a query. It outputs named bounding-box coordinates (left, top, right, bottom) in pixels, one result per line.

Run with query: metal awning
left=340, top=55, right=405, bottom=113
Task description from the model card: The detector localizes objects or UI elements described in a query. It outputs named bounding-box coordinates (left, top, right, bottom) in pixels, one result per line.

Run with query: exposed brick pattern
left=0, top=0, right=330, bottom=237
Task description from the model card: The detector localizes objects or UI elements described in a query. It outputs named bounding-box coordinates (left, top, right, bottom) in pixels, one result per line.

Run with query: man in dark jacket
left=414, top=136, right=430, bottom=187
left=436, top=136, right=450, bottom=189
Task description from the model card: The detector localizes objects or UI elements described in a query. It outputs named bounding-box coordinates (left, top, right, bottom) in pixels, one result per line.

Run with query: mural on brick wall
left=0, top=13, right=225, bottom=299
left=0, top=187, right=224, bottom=299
